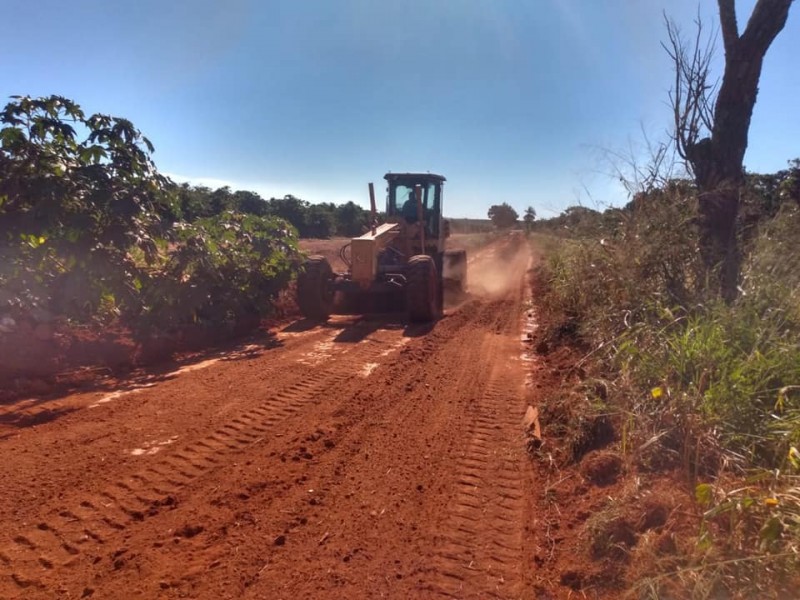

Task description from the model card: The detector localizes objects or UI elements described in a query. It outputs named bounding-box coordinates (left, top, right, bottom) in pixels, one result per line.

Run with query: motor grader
left=297, top=172, right=467, bottom=323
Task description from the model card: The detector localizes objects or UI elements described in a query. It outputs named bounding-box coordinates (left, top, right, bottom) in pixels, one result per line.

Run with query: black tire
left=297, top=256, right=334, bottom=320
left=444, top=249, right=468, bottom=292
left=406, top=255, right=440, bottom=323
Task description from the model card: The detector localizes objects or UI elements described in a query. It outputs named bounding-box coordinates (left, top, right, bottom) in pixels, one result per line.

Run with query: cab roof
left=383, top=172, right=446, bottom=183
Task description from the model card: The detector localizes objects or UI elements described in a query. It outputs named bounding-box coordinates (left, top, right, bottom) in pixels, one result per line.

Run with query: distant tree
left=305, top=204, right=337, bottom=238
left=175, top=183, right=214, bottom=221
left=209, top=186, right=235, bottom=215
left=487, top=203, right=519, bottom=229
left=783, top=158, right=800, bottom=205
left=335, top=201, right=369, bottom=237
left=532, top=206, right=604, bottom=238
left=233, top=190, right=269, bottom=217
left=267, top=194, right=309, bottom=234
left=664, top=0, right=794, bottom=300
left=523, top=206, right=536, bottom=234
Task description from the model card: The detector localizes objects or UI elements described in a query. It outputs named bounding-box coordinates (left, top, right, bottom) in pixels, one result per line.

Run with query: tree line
left=173, top=185, right=372, bottom=239
left=533, top=160, right=800, bottom=239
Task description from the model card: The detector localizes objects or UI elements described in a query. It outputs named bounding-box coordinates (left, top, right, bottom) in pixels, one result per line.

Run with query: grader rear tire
left=406, top=255, right=440, bottom=323
left=297, top=256, right=334, bottom=321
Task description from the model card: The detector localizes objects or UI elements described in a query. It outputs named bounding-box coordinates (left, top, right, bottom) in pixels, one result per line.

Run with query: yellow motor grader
left=297, top=172, right=467, bottom=322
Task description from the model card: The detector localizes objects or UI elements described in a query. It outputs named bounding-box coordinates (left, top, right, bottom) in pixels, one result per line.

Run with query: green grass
left=536, top=196, right=800, bottom=597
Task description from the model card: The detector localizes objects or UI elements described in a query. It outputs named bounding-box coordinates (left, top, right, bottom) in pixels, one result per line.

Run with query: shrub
left=139, top=211, right=300, bottom=329
left=0, top=95, right=173, bottom=320
left=0, top=96, right=302, bottom=340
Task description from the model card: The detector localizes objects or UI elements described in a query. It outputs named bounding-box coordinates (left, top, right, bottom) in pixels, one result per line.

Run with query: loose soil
left=1, top=234, right=549, bottom=599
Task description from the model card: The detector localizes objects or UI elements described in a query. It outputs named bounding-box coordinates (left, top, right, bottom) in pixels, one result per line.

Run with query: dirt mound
left=580, top=450, right=624, bottom=487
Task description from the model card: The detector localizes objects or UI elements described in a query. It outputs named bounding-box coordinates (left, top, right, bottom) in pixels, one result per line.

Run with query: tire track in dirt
left=0, top=336, right=389, bottom=596
left=229, top=299, right=512, bottom=599
left=424, top=247, right=531, bottom=599
left=231, top=242, right=534, bottom=599
left=425, top=365, right=527, bottom=599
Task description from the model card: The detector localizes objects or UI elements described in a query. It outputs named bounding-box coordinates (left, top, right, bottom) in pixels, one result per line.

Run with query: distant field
left=446, top=218, right=493, bottom=234
left=298, top=238, right=350, bottom=271
left=299, top=232, right=491, bottom=272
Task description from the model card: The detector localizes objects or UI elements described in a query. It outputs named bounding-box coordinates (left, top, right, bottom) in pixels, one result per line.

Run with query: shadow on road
left=280, top=319, right=319, bottom=333
left=0, top=330, right=284, bottom=431
left=281, top=312, right=440, bottom=343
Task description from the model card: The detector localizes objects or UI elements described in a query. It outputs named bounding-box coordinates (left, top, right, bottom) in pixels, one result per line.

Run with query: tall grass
left=537, top=191, right=800, bottom=596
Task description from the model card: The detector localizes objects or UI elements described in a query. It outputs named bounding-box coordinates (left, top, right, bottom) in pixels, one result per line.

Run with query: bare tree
left=665, top=0, right=794, bottom=300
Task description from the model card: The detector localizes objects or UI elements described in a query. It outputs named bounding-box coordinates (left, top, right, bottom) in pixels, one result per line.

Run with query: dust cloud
left=466, top=233, right=530, bottom=299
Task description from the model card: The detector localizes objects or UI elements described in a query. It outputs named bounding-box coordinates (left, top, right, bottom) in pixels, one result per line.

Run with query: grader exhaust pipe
left=368, top=182, right=377, bottom=236
left=415, top=184, right=425, bottom=250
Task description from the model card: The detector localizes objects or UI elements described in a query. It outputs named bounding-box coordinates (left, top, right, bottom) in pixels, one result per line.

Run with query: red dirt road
left=0, top=237, right=539, bottom=599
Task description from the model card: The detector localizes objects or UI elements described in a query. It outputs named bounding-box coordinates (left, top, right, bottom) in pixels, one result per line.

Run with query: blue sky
left=1, top=1, right=798, bottom=218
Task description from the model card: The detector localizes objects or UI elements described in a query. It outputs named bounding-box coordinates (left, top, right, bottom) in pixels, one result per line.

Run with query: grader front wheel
left=297, top=256, right=334, bottom=321
left=406, top=255, right=440, bottom=323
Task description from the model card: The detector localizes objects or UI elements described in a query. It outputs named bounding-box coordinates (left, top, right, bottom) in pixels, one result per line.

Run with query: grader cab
left=297, top=172, right=467, bottom=323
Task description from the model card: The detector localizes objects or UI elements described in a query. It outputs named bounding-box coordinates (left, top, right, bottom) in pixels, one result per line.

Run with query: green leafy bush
left=0, top=95, right=173, bottom=319
left=0, top=95, right=301, bottom=337
left=140, top=211, right=299, bottom=329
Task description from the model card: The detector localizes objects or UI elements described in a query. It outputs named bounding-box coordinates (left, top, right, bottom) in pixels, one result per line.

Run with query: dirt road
left=0, top=236, right=538, bottom=599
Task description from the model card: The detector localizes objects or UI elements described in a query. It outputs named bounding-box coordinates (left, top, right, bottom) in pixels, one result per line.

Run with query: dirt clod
left=559, top=569, right=584, bottom=590
left=580, top=450, right=623, bottom=487
left=572, top=415, right=615, bottom=460
left=176, top=524, right=204, bottom=538
left=587, top=513, right=637, bottom=560
left=637, top=500, right=669, bottom=532
left=654, top=531, right=678, bottom=555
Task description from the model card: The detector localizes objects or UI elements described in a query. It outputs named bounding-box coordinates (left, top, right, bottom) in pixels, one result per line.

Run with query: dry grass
left=533, top=197, right=800, bottom=597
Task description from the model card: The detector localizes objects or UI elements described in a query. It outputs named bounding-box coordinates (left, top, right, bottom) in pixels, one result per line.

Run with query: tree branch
left=740, top=0, right=793, bottom=54
left=662, top=14, right=717, bottom=171
left=717, top=0, right=739, bottom=55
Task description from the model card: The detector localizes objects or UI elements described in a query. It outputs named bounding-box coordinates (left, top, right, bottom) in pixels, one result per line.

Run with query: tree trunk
left=686, top=0, right=794, bottom=300
left=696, top=187, right=740, bottom=301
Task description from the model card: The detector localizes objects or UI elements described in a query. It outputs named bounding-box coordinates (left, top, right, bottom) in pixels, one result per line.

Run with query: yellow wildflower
left=789, top=446, right=800, bottom=469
